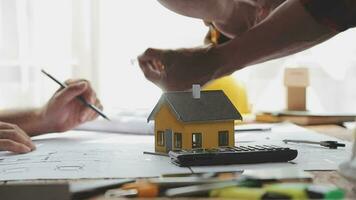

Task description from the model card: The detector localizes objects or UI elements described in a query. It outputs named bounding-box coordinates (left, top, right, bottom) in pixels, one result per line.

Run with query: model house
left=147, top=85, right=242, bottom=153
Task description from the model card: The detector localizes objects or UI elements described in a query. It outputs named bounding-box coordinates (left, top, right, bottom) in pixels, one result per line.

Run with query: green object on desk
left=210, top=187, right=272, bottom=200
left=210, top=183, right=345, bottom=200
left=266, top=183, right=345, bottom=200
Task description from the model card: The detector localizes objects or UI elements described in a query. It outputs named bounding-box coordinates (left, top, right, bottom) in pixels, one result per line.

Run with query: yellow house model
left=147, top=85, right=242, bottom=153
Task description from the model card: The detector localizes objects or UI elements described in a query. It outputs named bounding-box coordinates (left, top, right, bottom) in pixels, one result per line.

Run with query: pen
left=41, top=69, right=110, bottom=121
left=235, top=128, right=272, bottom=133
left=283, top=139, right=345, bottom=149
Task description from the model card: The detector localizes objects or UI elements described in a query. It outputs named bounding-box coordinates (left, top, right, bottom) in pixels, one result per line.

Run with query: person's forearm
left=212, top=0, right=337, bottom=77
left=0, top=109, right=46, bottom=137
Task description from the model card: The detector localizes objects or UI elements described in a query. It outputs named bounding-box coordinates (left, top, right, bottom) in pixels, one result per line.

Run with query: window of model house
left=218, top=131, right=229, bottom=147
left=192, top=133, right=202, bottom=149
left=157, top=131, right=165, bottom=146
left=174, top=132, right=182, bottom=149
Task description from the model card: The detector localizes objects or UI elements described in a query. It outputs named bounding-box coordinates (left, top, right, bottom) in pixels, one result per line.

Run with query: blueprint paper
left=0, top=123, right=352, bottom=181
left=0, top=131, right=189, bottom=181
left=191, top=123, right=352, bottom=173
left=76, top=118, right=154, bottom=135
left=76, top=108, right=154, bottom=135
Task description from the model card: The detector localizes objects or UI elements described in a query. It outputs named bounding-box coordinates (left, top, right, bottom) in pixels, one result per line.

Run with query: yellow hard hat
left=204, top=76, right=250, bottom=114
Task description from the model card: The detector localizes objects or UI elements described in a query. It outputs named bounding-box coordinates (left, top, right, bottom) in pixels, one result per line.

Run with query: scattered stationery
left=105, top=168, right=319, bottom=199
left=160, top=169, right=344, bottom=199
left=283, top=139, right=346, bottom=149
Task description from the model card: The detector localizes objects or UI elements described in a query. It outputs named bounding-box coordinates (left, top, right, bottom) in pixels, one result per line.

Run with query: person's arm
left=0, top=80, right=103, bottom=153
left=0, top=80, right=102, bottom=136
left=138, top=0, right=338, bottom=91
left=0, top=109, right=44, bottom=137
left=212, top=0, right=337, bottom=77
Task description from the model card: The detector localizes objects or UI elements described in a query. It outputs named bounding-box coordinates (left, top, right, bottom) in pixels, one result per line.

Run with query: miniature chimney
left=192, top=84, right=201, bottom=99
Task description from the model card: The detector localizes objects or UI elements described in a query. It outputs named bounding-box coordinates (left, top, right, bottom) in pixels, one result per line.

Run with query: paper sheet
left=191, top=123, right=352, bottom=173
left=0, top=123, right=351, bottom=181
left=0, top=131, right=189, bottom=181
left=76, top=109, right=154, bottom=135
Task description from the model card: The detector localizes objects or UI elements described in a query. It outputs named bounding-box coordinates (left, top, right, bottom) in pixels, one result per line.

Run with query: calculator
left=169, top=145, right=298, bottom=167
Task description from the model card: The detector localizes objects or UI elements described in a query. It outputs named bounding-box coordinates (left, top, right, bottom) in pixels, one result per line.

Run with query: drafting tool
left=169, top=145, right=298, bottom=167
left=106, top=181, right=159, bottom=198
left=235, top=127, right=272, bottom=132
left=283, top=139, right=346, bottom=149
left=165, top=178, right=256, bottom=197
left=41, top=69, right=110, bottom=121
left=105, top=176, right=238, bottom=198
left=143, top=151, right=169, bottom=157
left=70, top=179, right=134, bottom=199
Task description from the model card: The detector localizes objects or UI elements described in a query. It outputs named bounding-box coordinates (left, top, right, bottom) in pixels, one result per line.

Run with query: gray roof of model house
left=147, top=90, right=242, bottom=123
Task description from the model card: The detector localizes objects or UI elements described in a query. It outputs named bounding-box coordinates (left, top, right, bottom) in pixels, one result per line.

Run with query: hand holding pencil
left=39, top=69, right=108, bottom=133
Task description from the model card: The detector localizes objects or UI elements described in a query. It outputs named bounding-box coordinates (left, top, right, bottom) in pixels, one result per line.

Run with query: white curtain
left=0, top=0, right=97, bottom=109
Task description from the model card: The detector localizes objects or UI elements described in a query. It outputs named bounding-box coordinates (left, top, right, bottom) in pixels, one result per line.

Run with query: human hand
left=0, top=122, right=36, bottom=153
left=39, top=79, right=103, bottom=133
left=138, top=46, right=221, bottom=91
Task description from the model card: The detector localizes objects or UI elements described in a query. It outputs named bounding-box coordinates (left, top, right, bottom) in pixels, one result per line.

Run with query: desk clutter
left=105, top=169, right=344, bottom=199
left=0, top=169, right=346, bottom=200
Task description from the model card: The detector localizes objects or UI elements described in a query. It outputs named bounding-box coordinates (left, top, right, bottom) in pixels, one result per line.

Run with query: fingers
left=138, top=48, right=163, bottom=61
left=88, top=99, right=103, bottom=121
left=64, top=79, right=97, bottom=105
left=54, top=81, right=88, bottom=107
left=79, top=98, right=103, bottom=123
left=67, top=80, right=100, bottom=121
left=53, top=79, right=103, bottom=124
left=138, top=48, right=167, bottom=83
left=0, top=140, right=32, bottom=154
left=0, top=122, right=35, bottom=154
left=80, top=82, right=97, bottom=105
left=0, top=130, right=35, bottom=149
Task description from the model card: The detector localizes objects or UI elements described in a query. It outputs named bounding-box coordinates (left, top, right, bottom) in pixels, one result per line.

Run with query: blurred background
left=1, top=0, right=356, bottom=113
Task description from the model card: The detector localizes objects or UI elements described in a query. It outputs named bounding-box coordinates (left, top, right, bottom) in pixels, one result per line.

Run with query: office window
left=192, top=133, right=202, bottom=149
left=174, top=132, right=182, bottom=149
left=157, top=131, right=165, bottom=146
left=218, top=131, right=229, bottom=147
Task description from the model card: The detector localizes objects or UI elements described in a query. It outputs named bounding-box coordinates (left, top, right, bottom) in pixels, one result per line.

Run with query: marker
left=41, top=69, right=110, bottom=121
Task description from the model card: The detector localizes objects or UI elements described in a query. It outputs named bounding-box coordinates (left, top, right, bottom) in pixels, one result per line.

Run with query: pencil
left=41, top=69, right=110, bottom=121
